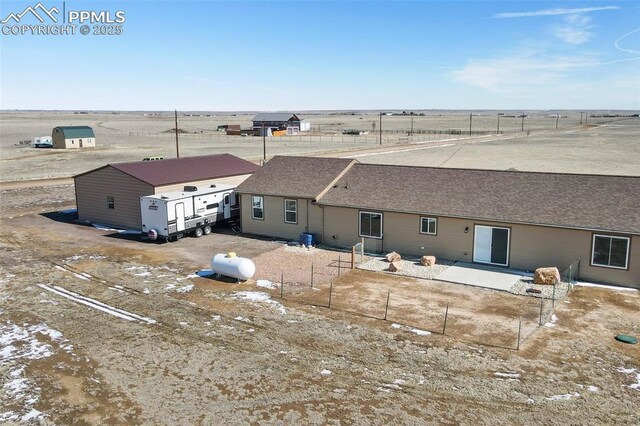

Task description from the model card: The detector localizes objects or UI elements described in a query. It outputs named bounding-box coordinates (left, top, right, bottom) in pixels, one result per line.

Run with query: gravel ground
left=358, top=256, right=572, bottom=300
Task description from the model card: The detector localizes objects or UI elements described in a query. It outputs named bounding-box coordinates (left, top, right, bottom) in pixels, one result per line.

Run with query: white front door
left=175, top=203, right=185, bottom=231
left=223, top=192, right=231, bottom=219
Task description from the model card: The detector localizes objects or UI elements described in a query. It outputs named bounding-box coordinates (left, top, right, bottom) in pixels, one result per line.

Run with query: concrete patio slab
left=434, top=262, right=527, bottom=291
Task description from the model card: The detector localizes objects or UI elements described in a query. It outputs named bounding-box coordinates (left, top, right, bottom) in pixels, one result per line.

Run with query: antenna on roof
left=175, top=109, right=180, bottom=159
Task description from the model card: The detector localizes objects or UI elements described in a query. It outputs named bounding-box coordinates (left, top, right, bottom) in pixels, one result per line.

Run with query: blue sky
left=1, top=0, right=638, bottom=110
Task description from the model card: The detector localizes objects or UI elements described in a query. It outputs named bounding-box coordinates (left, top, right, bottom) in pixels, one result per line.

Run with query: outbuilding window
left=359, top=211, right=382, bottom=239
left=420, top=217, right=437, bottom=235
left=284, top=199, right=297, bottom=224
left=591, top=235, right=630, bottom=269
left=107, top=196, right=115, bottom=209
left=252, top=196, right=264, bottom=220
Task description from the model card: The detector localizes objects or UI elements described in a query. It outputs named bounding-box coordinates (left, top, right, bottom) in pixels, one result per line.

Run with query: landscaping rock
left=388, top=261, right=402, bottom=272
left=386, top=252, right=401, bottom=262
left=533, top=267, right=560, bottom=285
left=420, top=255, right=436, bottom=266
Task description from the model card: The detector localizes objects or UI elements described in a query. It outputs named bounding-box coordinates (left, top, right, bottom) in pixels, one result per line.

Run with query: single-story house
left=252, top=113, right=309, bottom=135
left=75, top=154, right=259, bottom=230
left=52, top=126, right=96, bottom=149
left=235, top=156, right=640, bottom=288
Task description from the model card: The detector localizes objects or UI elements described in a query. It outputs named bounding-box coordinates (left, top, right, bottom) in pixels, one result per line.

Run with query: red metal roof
left=94, top=154, right=259, bottom=187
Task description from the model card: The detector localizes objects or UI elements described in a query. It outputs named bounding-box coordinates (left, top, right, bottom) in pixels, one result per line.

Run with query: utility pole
left=556, top=114, right=559, bottom=130
left=585, top=112, right=588, bottom=124
left=410, top=116, right=414, bottom=136
left=497, top=114, right=501, bottom=134
left=580, top=112, right=583, bottom=124
left=521, top=113, right=525, bottom=132
left=379, top=112, right=382, bottom=145
left=262, top=123, right=266, bottom=163
left=469, top=113, right=473, bottom=137
left=175, top=110, right=180, bottom=158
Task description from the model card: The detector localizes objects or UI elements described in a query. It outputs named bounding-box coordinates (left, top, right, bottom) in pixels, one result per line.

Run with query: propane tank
left=211, top=253, right=256, bottom=281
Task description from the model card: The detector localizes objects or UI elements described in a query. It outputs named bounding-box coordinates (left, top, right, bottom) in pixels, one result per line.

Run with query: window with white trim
left=591, top=234, right=630, bottom=269
left=420, top=217, right=437, bottom=235
left=251, top=196, right=264, bottom=220
left=284, top=199, right=297, bottom=224
left=359, top=211, right=382, bottom=238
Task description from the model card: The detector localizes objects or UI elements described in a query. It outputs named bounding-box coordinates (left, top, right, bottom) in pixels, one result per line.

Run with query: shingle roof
left=253, top=113, right=300, bottom=122
left=54, top=126, right=95, bottom=139
left=235, top=156, right=356, bottom=199
left=318, top=164, right=640, bottom=234
left=76, top=154, right=259, bottom=187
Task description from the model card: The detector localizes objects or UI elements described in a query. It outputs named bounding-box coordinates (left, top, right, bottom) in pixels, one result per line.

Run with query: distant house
left=74, top=154, right=259, bottom=230
left=252, top=113, right=310, bottom=135
left=52, top=126, right=96, bottom=149
left=236, top=156, right=640, bottom=289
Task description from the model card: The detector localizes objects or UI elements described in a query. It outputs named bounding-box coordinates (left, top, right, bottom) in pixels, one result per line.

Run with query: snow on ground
left=617, top=367, right=640, bottom=391
left=495, top=372, right=521, bottom=380
left=320, top=369, right=332, bottom=376
left=575, top=281, right=639, bottom=292
left=231, top=291, right=286, bottom=314
left=256, top=280, right=277, bottom=290
left=174, top=284, right=194, bottom=294
left=38, top=284, right=156, bottom=324
left=544, top=314, right=559, bottom=328
left=390, top=323, right=431, bottom=336
left=91, top=224, right=141, bottom=235
left=1, top=321, right=74, bottom=422
left=545, top=392, right=580, bottom=401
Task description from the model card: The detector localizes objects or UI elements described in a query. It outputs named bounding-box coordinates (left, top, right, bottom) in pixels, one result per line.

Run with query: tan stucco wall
left=240, top=194, right=323, bottom=241
left=75, top=166, right=153, bottom=230
left=155, top=174, right=252, bottom=193
left=321, top=208, right=639, bottom=288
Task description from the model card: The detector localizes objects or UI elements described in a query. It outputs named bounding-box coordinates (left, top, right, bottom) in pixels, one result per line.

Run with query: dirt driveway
left=1, top=192, right=639, bottom=424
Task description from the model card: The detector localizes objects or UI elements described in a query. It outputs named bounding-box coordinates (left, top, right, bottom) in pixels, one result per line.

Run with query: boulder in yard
left=388, top=261, right=402, bottom=272
left=533, top=267, right=560, bottom=285
left=420, top=255, right=436, bottom=266
left=386, top=252, right=401, bottom=262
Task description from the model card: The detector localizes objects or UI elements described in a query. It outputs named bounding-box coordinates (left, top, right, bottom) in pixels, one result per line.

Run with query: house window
left=107, top=196, right=115, bottom=209
left=284, top=199, right=297, bottom=224
left=591, top=235, right=630, bottom=269
left=359, top=211, right=382, bottom=239
left=420, top=217, right=437, bottom=235
left=252, top=196, right=264, bottom=220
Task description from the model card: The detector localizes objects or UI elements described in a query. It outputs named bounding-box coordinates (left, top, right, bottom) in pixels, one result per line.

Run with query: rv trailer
left=141, top=184, right=238, bottom=242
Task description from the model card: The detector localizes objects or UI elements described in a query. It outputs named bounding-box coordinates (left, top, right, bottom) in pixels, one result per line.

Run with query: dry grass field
left=1, top=111, right=639, bottom=423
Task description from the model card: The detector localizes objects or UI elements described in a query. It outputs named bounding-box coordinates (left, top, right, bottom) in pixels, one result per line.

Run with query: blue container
left=300, top=233, right=315, bottom=246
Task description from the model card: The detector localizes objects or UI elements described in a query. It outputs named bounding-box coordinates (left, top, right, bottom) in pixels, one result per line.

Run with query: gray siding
left=75, top=166, right=153, bottom=229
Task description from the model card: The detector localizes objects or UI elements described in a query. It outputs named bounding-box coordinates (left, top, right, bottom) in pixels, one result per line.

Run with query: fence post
left=351, top=246, right=355, bottom=269
left=280, top=271, right=284, bottom=298
left=442, top=303, right=449, bottom=334
left=311, top=262, right=314, bottom=288
left=383, top=290, right=391, bottom=320
left=538, top=298, right=544, bottom=326
left=328, top=281, right=333, bottom=308
left=517, top=317, right=522, bottom=350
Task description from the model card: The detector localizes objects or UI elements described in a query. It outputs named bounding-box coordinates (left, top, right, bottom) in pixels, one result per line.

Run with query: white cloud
left=551, top=14, right=594, bottom=44
left=494, top=6, right=619, bottom=19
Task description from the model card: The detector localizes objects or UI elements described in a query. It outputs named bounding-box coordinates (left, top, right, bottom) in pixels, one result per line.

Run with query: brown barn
left=74, top=154, right=259, bottom=230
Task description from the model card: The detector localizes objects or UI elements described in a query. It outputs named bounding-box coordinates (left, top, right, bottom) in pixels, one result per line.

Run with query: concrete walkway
left=434, top=262, right=529, bottom=291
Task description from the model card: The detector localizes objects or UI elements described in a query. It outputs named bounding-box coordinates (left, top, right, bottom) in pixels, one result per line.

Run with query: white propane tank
left=211, top=253, right=256, bottom=281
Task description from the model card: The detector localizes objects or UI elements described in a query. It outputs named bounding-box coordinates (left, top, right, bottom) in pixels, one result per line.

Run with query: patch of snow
left=175, top=284, right=194, bottom=293
left=134, top=271, right=151, bottom=277
left=287, top=320, right=298, bottom=323
left=179, top=322, right=189, bottom=327
left=61, top=208, right=77, bottom=214
left=72, top=273, right=90, bottom=281
left=257, top=279, right=276, bottom=289
left=39, top=299, right=58, bottom=305
left=247, top=328, right=255, bottom=333
left=544, top=314, right=559, bottom=328
left=108, top=287, right=125, bottom=293
left=320, top=369, right=332, bottom=376
left=495, top=372, right=521, bottom=379
left=186, top=274, right=199, bottom=279
left=410, top=328, right=431, bottom=336
left=92, top=224, right=140, bottom=235
left=231, top=291, right=286, bottom=314
left=617, top=367, right=640, bottom=391
left=545, top=392, right=580, bottom=401
left=575, top=281, right=638, bottom=292
left=527, top=398, right=535, bottom=404
left=333, top=388, right=347, bottom=393
left=143, top=288, right=150, bottom=294
left=391, top=324, right=402, bottom=329
left=587, top=386, right=599, bottom=392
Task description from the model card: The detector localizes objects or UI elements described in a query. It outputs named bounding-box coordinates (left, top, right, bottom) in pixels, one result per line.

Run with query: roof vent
left=184, top=185, right=198, bottom=192
left=210, top=184, right=217, bottom=188
left=161, top=196, right=169, bottom=199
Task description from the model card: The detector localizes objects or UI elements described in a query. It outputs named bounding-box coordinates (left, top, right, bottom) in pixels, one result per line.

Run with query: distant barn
left=52, top=126, right=96, bottom=149
left=252, top=113, right=310, bottom=136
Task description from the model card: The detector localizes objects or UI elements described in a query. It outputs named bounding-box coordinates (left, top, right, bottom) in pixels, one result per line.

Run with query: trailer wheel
left=203, top=226, right=212, bottom=235
left=194, top=228, right=204, bottom=238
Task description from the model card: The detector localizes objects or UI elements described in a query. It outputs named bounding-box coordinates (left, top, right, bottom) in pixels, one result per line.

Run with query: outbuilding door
left=473, top=225, right=510, bottom=266
left=175, top=203, right=186, bottom=232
